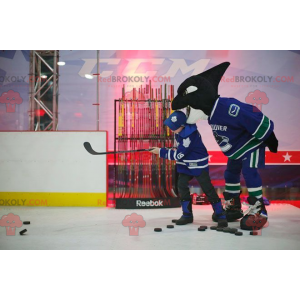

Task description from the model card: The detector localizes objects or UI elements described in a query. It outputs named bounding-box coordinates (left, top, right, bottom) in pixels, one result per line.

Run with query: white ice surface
left=1, top=204, right=300, bottom=250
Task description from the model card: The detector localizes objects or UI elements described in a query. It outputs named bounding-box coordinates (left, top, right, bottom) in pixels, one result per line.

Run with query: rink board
left=0, top=131, right=107, bottom=207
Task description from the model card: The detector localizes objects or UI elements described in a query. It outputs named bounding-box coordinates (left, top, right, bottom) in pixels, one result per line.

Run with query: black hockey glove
left=265, top=131, right=278, bottom=153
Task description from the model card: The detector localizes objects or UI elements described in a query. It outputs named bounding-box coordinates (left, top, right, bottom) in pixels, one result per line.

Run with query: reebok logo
left=136, top=200, right=163, bottom=207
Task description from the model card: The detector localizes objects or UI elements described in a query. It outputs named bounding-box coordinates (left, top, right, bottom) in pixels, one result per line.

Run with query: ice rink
left=1, top=203, right=300, bottom=250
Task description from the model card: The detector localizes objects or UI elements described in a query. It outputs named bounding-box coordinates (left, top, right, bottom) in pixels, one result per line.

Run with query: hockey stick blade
left=84, top=142, right=103, bottom=155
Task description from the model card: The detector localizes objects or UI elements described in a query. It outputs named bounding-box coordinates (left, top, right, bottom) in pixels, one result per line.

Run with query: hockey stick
left=84, top=142, right=153, bottom=155
left=169, top=85, right=178, bottom=197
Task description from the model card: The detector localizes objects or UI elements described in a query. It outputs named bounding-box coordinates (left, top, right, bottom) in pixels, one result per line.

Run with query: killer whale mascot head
left=172, top=62, right=230, bottom=123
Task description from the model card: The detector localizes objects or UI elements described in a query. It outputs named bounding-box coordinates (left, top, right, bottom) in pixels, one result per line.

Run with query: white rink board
left=0, top=132, right=107, bottom=193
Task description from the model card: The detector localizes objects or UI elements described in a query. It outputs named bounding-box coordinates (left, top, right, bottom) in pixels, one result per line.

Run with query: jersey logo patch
left=213, top=131, right=232, bottom=152
left=171, top=116, right=177, bottom=122
left=177, top=153, right=184, bottom=159
left=182, top=137, right=191, bottom=148
left=228, top=104, right=240, bottom=117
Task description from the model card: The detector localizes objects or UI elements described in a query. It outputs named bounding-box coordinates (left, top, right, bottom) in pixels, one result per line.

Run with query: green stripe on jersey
left=228, top=138, right=263, bottom=160
left=253, top=115, right=270, bottom=140
left=251, top=150, right=257, bottom=168
left=248, top=189, right=263, bottom=197
left=225, top=184, right=241, bottom=191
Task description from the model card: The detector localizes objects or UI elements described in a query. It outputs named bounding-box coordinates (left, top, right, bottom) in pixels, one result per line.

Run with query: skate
left=240, top=196, right=268, bottom=230
left=211, top=200, right=228, bottom=228
left=216, top=213, right=228, bottom=228
left=175, top=200, right=193, bottom=225
left=212, top=192, right=243, bottom=222
left=175, top=215, right=194, bottom=225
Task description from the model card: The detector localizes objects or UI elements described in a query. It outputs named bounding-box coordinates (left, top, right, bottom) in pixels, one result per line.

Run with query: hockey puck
left=20, top=229, right=27, bottom=235
left=23, top=221, right=30, bottom=225
left=200, top=226, right=208, bottom=230
left=216, top=227, right=224, bottom=232
left=167, top=225, right=174, bottom=229
left=210, top=226, right=217, bottom=230
left=229, top=228, right=238, bottom=234
left=223, top=227, right=231, bottom=233
left=235, top=231, right=243, bottom=236
left=250, top=231, right=259, bottom=235
left=198, top=227, right=206, bottom=231
left=154, top=228, right=162, bottom=232
left=171, top=219, right=177, bottom=223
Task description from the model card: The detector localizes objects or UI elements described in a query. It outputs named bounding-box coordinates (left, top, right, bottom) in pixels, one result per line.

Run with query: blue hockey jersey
left=208, top=97, right=274, bottom=160
left=159, top=124, right=209, bottom=176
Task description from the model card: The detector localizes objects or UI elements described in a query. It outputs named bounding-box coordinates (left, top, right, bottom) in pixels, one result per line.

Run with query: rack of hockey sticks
left=114, top=82, right=180, bottom=208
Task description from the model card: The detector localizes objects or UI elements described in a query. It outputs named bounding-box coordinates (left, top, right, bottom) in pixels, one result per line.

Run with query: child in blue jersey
left=150, top=110, right=228, bottom=227
left=172, top=62, right=278, bottom=230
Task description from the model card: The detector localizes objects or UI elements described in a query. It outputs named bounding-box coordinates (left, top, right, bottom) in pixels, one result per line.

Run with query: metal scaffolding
left=29, top=50, right=59, bottom=131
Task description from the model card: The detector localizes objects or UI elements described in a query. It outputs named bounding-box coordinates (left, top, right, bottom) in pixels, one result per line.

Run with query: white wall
left=0, top=132, right=107, bottom=194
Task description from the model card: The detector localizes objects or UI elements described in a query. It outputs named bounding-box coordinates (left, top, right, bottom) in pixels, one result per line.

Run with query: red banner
left=108, top=151, right=300, bottom=165
left=208, top=151, right=300, bottom=165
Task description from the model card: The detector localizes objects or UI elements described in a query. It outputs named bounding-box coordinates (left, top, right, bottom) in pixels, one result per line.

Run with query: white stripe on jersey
left=183, top=156, right=209, bottom=162
left=225, top=190, right=240, bottom=193
left=248, top=186, right=262, bottom=192
left=255, top=149, right=259, bottom=168
left=250, top=152, right=254, bottom=167
left=209, top=98, right=220, bottom=120
left=188, top=164, right=209, bottom=169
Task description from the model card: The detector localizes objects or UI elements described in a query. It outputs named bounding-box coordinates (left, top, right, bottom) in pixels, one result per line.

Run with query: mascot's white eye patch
left=171, top=116, right=177, bottom=122
left=185, top=86, right=198, bottom=95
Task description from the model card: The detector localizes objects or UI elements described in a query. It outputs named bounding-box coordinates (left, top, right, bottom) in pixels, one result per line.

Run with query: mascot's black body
left=172, top=62, right=278, bottom=230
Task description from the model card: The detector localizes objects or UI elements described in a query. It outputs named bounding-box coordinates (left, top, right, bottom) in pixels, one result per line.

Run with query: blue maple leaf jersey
left=159, top=124, right=209, bottom=176
left=208, top=97, right=274, bottom=160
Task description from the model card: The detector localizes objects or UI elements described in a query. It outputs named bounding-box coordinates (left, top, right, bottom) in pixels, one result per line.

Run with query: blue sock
left=181, top=200, right=193, bottom=218
left=212, top=202, right=226, bottom=219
